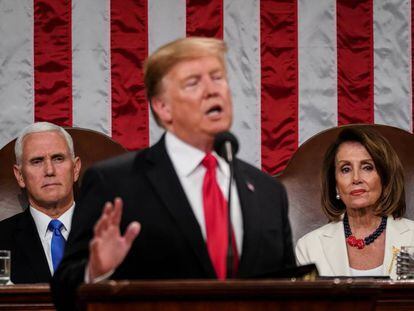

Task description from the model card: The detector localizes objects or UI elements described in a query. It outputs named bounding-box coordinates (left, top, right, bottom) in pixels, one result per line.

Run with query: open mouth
left=206, top=105, right=223, bottom=116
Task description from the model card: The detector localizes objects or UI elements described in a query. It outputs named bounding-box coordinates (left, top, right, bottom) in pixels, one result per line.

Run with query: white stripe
left=298, top=0, right=337, bottom=145
left=72, top=0, right=111, bottom=135
left=148, top=0, right=186, bottom=145
left=373, top=0, right=411, bottom=131
left=224, top=0, right=261, bottom=167
left=0, top=0, right=34, bottom=148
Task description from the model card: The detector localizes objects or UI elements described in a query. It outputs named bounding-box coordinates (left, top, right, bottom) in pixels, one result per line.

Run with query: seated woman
left=296, top=126, right=414, bottom=279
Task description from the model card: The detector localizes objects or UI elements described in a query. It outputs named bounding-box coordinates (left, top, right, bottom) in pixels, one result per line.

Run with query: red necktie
left=202, top=153, right=236, bottom=279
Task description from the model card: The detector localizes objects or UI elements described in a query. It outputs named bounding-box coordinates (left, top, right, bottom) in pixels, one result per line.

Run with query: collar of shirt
left=29, top=203, right=75, bottom=241
left=165, top=131, right=230, bottom=178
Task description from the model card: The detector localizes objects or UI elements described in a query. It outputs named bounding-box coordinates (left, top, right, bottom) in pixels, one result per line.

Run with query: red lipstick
left=350, top=189, right=366, bottom=196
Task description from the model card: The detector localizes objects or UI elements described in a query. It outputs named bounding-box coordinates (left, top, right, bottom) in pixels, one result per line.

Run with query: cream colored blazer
left=295, top=216, right=414, bottom=279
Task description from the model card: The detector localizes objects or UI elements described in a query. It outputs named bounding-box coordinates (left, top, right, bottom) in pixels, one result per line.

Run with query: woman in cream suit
left=296, top=127, right=414, bottom=279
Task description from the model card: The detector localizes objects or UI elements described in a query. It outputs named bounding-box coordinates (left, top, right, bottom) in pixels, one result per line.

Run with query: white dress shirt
left=165, top=132, right=244, bottom=253
left=30, top=204, right=74, bottom=275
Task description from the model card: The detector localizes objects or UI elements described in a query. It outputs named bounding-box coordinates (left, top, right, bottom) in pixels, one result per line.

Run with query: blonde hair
left=144, top=37, right=227, bottom=125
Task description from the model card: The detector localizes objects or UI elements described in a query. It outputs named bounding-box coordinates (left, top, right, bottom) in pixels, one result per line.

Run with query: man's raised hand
left=87, top=197, right=140, bottom=281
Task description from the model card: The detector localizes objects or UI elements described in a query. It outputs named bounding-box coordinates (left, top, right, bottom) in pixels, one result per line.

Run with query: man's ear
left=73, top=157, right=81, bottom=183
left=13, top=164, right=26, bottom=188
left=151, top=96, right=172, bottom=126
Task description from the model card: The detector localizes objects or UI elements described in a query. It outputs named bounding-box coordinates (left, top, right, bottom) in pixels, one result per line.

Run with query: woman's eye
left=362, top=165, right=374, bottom=171
left=341, top=166, right=350, bottom=173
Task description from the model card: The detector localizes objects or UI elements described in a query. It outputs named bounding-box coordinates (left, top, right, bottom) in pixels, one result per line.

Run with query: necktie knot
left=202, top=153, right=217, bottom=171
left=48, top=219, right=64, bottom=235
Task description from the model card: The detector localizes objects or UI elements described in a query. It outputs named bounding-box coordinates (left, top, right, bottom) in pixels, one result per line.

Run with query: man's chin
left=208, top=120, right=232, bottom=135
left=30, top=195, right=64, bottom=209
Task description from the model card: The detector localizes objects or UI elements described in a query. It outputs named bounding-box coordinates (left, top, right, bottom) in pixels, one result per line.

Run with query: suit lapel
left=15, top=210, right=51, bottom=281
left=319, top=222, right=350, bottom=276
left=144, top=137, right=215, bottom=277
left=384, top=216, right=412, bottom=279
left=234, top=161, right=261, bottom=277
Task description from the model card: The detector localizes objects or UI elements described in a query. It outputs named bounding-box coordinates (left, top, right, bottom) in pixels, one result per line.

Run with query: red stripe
left=186, top=0, right=223, bottom=38
left=34, top=0, right=72, bottom=126
left=260, top=0, right=298, bottom=175
left=111, top=1, right=148, bottom=150
left=337, top=0, right=374, bottom=125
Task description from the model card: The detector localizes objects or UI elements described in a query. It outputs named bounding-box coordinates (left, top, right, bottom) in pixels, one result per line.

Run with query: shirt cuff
left=84, top=264, right=114, bottom=284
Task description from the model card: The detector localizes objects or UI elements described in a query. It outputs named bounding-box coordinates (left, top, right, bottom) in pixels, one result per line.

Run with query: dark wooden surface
left=1, top=279, right=414, bottom=310
left=78, top=279, right=414, bottom=311
left=0, top=284, right=54, bottom=310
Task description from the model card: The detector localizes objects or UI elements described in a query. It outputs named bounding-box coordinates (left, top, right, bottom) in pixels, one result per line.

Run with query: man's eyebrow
left=28, top=156, right=44, bottom=162
left=210, top=68, right=223, bottom=74
left=182, top=74, right=200, bottom=81
left=28, top=152, right=67, bottom=161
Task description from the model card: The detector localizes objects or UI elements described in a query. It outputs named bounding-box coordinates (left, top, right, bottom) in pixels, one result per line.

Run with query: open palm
left=88, top=197, right=141, bottom=281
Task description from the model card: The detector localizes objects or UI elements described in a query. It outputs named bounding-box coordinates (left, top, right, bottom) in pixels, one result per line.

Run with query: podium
left=77, top=279, right=414, bottom=311
left=0, top=284, right=54, bottom=310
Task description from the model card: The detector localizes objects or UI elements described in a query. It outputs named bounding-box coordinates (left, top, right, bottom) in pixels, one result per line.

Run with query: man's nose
left=204, top=77, right=220, bottom=97
left=44, top=158, right=56, bottom=176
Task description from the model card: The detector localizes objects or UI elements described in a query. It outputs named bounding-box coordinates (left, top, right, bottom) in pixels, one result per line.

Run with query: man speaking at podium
left=52, top=37, right=295, bottom=309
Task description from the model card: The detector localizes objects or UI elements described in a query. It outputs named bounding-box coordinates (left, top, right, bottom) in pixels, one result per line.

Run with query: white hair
left=14, top=122, right=75, bottom=165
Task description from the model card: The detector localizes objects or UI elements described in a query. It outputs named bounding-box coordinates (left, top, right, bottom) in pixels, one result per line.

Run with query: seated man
left=52, top=37, right=295, bottom=310
left=0, top=122, right=81, bottom=283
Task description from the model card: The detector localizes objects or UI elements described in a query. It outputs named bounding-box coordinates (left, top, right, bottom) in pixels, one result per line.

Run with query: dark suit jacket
left=0, top=209, right=51, bottom=283
left=52, top=136, right=295, bottom=310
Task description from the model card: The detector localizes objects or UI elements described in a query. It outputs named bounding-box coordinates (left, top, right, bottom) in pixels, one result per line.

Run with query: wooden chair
left=277, top=124, right=414, bottom=244
left=0, top=128, right=126, bottom=221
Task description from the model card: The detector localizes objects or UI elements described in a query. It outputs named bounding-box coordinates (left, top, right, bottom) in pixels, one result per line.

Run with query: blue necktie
left=48, top=219, right=66, bottom=271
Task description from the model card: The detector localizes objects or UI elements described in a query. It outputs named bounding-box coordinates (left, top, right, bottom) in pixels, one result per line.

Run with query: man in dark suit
left=52, top=37, right=295, bottom=309
left=0, top=122, right=81, bottom=283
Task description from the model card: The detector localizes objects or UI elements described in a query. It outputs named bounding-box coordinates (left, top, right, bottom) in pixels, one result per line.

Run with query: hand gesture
left=87, top=197, right=140, bottom=281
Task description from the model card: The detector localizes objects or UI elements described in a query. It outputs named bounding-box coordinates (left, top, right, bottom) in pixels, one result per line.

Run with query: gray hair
left=14, top=122, right=75, bottom=165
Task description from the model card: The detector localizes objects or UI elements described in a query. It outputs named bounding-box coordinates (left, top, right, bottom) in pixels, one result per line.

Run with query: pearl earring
left=336, top=193, right=340, bottom=200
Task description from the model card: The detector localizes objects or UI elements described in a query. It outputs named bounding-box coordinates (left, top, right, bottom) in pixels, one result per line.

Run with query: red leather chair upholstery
left=277, top=124, right=414, bottom=244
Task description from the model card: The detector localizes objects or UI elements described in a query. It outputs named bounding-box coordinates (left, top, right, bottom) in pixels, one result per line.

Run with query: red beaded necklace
left=343, top=213, right=387, bottom=250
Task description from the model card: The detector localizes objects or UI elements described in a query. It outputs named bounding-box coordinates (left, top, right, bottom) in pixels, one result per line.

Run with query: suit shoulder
left=0, top=212, right=26, bottom=241
left=87, top=149, right=150, bottom=177
left=396, top=217, right=414, bottom=230
left=236, top=159, right=284, bottom=189
left=297, top=221, right=340, bottom=246
left=0, top=212, right=25, bottom=229
left=93, top=150, right=141, bottom=169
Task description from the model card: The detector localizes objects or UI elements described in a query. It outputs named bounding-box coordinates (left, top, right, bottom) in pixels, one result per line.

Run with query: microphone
left=214, top=132, right=239, bottom=278
left=213, top=131, right=239, bottom=163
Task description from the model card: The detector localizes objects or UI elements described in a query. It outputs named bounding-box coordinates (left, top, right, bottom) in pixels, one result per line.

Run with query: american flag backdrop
left=0, top=0, right=412, bottom=175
